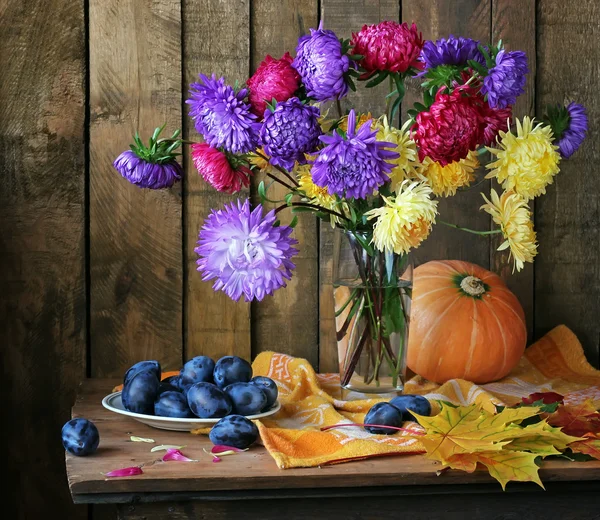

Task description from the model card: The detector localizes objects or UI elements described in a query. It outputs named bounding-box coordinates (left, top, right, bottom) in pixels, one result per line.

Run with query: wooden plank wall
left=1, top=1, right=598, bottom=518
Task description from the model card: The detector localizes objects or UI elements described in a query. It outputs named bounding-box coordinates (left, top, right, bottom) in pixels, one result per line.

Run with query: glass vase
left=332, top=228, right=413, bottom=395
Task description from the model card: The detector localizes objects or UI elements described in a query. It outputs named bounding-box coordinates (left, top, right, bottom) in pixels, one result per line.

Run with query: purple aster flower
left=260, top=97, right=322, bottom=170
left=557, top=102, right=588, bottom=159
left=187, top=74, right=260, bottom=154
left=311, top=110, right=399, bottom=199
left=113, top=126, right=183, bottom=189
left=481, top=49, right=528, bottom=109
left=293, top=23, right=351, bottom=102
left=114, top=151, right=182, bottom=189
left=420, top=35, right=485, bottom=70
left=195, top=199, right=298, bottom=302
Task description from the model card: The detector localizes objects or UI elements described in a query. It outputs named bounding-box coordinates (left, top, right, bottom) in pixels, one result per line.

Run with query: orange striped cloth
left=244, top=325, right=600, bottom=469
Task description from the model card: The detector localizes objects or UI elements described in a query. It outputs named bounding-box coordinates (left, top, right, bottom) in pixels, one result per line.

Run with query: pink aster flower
left=412, top=88, right=484, bottom=165
left=351, top=21, right=423, bottom=74
left=481, top=104, right=512, bottom=146
left=195, top=199, right=298, bottom=302
left=247, top=53, right=301, bottom=117
left=191, top=143, right=252, bottom=194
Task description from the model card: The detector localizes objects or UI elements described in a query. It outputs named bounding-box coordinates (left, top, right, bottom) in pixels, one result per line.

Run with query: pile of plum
left=363, top=394, right=432, bottom=434
left=122, top=355, right=279, bottom=449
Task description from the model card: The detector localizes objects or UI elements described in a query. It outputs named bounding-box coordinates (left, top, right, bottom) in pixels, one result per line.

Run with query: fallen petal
left=212, top=456, right=222, bottom=463
left=130, top=436, right=155, bottom=443
left=150, top=444, right=186, bottom=453
left=210, top=445, right=249, bottom=454
left=105, top=466, right=143, bottom=477
left=162, top=449, right=197, bottom=462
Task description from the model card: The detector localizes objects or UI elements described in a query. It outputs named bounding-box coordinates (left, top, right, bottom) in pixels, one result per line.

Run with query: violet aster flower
left=113, top=126, right=183, bottom=189
left=311, top=110, right=399, bottom=199
left=195, top=199, right=298, bottom=302
left=260, top=97, right=322, bottom=170
left=187, top=74, right=260, bottom=154
left=293, top=23, right=351, bottom=102
left=481, top=49, right=528, bottom=109
left=420, top=35, right=484, bottom=70
left=556, top=102, right=588, bottom=158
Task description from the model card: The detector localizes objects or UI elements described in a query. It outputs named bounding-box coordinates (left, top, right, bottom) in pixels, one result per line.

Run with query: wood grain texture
left=89, top=0, right=183, bottom=377
left=183, top=0, right=251, bottom=363
left=117, top=490, right=600, bottom=520
left=402, top=1, right=492, bottom=270
left=250, top=0, right=319, bottom=367
left=319, top=0, right=400, bottom=372
left=68, top=380, right=600, bottom=500
left=491, top=0, right=536, bottom=340
left=0, top=0, right=86, bottom=518
left=535, top=0, right=600, bottom=364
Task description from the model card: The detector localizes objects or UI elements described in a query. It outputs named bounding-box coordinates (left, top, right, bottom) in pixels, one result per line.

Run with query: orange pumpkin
left=407, top=260, right=526, bottom=384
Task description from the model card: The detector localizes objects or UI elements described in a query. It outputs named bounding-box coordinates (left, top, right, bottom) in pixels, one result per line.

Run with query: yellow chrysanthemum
left=247, top=148, right=271, bottom=171
left=481, top=189, right=538, bottom=273
left=337, top=112, right=372, bottom=132
left=417, top=151, right=479, bottom=197
left=485, top=116, right=561, bottom=200
left=374, top=116, right=419, bottom=189
left=296, top=163, right=348, bottom=227
left=365, top=180, right=438, bottom=254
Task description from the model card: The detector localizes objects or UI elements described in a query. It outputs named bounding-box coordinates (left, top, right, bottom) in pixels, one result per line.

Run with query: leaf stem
left=254, top=150, right=299, bottom=187
left=439, top=220, right=503, bottom=236
left=274, top=201, right=351, bottom=221
left=267, top=173, right=295, bottom=192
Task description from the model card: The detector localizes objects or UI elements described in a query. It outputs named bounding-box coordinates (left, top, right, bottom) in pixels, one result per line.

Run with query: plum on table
left=180, top=356, right=215, bottom=386
left=250, top=376, right=278, bottom=410
left=122, top=370, right=160, bottom=415
left=364, top=402, right=403, bottom=434
left=389, top=395, right=431, bottom=421
left=209, top=415, right=259, bottom=450
left=213, top=356, right=252, bottom=389
left=123, top=360, right=161, bottom=385
left=224, top=382, right=267, bottom=416
left=61, top=418, right=100, bottom=456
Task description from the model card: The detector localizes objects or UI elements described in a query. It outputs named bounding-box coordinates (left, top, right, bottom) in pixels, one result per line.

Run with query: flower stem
left=336, top=99, right=343, bottom=118
left=439, top=220, right=503, bottom=236
left=157, top=138, right=197, bottom=145
left=267, top=173, right=295, bottom=192
left=274, top=201, right=352, bottom=222
left=254, top=150, right=299, bottom=187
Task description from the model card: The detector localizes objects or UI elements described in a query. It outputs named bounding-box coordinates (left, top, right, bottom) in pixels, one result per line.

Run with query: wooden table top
left=67, top=379, right=600, bottom=504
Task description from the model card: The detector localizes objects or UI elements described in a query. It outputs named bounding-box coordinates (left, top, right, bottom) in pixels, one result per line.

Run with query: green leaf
left=351, top=232, right=374, bottom=256
left=390, top=95, right=403, bottom=121
left=258, top=180, right=267, bottom=201
left=349, top=205, right=357, bottom=225
left=347, top=76, right=356, bottom=92
left=285, top=192, right=294, bottom=205
left=365, top=71, right=389, bottom=88
left=348, top=54, right=364, bottom=60
left=289, top=215, right=298, bottom=228
left=273, top=219, right=280, bottom=227
left=468, top=59, right=488, bottom=77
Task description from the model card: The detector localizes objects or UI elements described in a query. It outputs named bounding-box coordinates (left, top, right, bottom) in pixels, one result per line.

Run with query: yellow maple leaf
left=413, top=403, right=541, bottom=463
left=569, top=434, right=600, bottom=460
left=445, top=451, right=544, bottom=490
left=503, top=422, right=581, bottom=455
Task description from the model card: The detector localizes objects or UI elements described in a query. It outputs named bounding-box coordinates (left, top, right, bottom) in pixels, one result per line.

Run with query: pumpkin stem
left=460, top=275, right=486, bottom=297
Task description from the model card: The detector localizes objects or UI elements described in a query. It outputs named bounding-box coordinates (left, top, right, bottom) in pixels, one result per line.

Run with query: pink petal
left=210, top=445, right=248, bottom=454
left=162, top=449, right=197, bottom=462
left=105, top=466, right=143, bottom=477
left=212, top=456, right=222, bottom=463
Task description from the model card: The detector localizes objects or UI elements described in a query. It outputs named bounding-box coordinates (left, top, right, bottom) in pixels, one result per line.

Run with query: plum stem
left=320, top=423, right=425, bottom=435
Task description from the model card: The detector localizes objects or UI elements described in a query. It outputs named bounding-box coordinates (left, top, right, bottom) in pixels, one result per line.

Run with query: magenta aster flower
left=311, top=110, right=399, bottom=199
left=260, top=97, right=322, bottom=170
left=293, top=23, right=351, bottom=102
left=481, top=50, right=528, bottom=109
left=195, top=199, right=298, bottom=302
left=113, top=127, right=183, bottom=189
left=187, top=74, right=260, bottom=153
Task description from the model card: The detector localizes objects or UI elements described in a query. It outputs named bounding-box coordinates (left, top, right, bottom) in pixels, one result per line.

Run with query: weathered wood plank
left=250, top=0, right=319, bottom=367
left=319, top=0, right=400, bottom=373
left=0, top=0, right=86, bottom=518
left=535, top=0, right=600, bottom=364
left=89, top=0, right=183, bottom=376
left=402, top=1, right=492, bottom=270
left=183, top=0, right=251, bottom=363
left=68, top=379, right=600, bottom=500
left=117, top=490, right=600, bottom=520
left=491, top=0, right=536, bottom=340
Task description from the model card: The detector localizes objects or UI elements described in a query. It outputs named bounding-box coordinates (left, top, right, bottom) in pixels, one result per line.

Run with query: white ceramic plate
left=101, top=391, right=281, bottom=432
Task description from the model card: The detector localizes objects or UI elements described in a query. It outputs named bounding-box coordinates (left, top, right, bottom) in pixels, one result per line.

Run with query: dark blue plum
left=123, top=360, right=161, bottom=385
left=162, top=374, right=183, bottom=389
left=364, top=402, right=404, bottom=435
left=213, top=356, right=252, bottom=389
left=187, top=382, right=232, bottom=418
left=224, top=382, right=267, bottom=416
left=250, top=376, right=278, bottom=410
left=209, top=415, right=259, bottom=449
left=155, top=391, right=193, bottom=418
left=158, top=381, right=180, bottom=395
left=122, top=371, right=159, bottom=415
left=389, top=395, right=431, bottom=421
left=180, top=356, right=215, bottom=386
left=61, top=418, right=100, bottom=456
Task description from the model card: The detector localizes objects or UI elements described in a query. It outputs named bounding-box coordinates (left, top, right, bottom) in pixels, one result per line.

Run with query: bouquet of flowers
left=114, top=21, right=587, bottom=392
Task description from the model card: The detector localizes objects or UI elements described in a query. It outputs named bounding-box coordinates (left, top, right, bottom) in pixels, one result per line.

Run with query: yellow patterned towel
left=249, top=325, right=600, bottom=469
